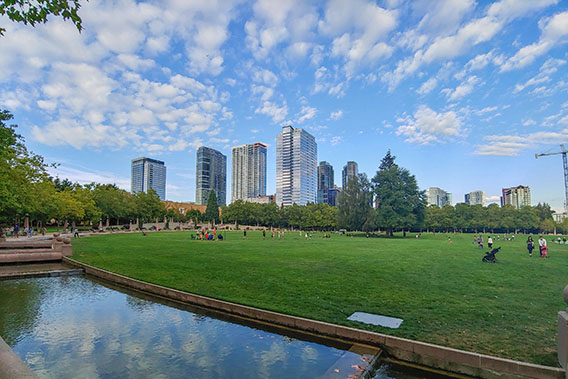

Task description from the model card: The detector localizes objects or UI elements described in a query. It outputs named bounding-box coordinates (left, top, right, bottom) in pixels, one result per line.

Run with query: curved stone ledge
left=63, top=257, right=565, bottom=379
left=0, top=336, right=36, bottom=379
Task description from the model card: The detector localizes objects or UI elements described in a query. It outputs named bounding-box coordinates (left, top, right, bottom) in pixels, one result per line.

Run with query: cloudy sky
left=1, top=0, right=567, bottom=209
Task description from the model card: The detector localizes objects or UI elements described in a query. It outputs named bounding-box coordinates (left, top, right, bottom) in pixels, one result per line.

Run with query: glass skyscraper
left=196, top=146, right=227, bottom=206
left=131, top=157, right=167, bottom=200
left=276, top=125, right=317, bottom=207
left=231, top=143, right=267, bottom=203
left=317, top=161, right=336, bottom=205
left=342, top=161, right=358, bottom=189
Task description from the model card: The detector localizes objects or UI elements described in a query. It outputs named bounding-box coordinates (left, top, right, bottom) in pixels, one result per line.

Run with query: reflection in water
left=0, top=276, right=366, bottom=378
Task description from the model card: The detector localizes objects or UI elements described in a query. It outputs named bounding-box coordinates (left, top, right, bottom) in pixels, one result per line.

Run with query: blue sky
left=1, top=0, right=567, bottom=209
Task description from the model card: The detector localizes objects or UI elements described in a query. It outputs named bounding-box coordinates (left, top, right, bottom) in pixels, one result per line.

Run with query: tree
left=372, top=151, right=425, bottom=236
left=204, top=190, right=220, bottom=225
left=0, top=110, right=52, bottom=226
left=336, top=173, right=374, bottom=231
left=0, top=0, right=83, bottom=36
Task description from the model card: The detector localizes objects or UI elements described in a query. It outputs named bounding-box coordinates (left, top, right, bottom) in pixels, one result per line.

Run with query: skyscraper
left=131, top=157, right=166, bottom=200
left=196, top=146, right=227, bottom=206
left=276, top=125, right=317, bottom=206
left=426, top=187, right=452, bottom=207
left=501, top=185, right=531, bottom=209
left=465, top=190, right=486, bottom=205
left=232, top=143, right=267, bottom=203
left=342, top=161, right=358, bottom=189
left=317, top=161, right=335, bottom=205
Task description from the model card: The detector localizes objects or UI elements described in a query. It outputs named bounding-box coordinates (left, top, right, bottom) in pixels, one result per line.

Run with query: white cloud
left=319, top=0, right=397, bottom=76
left=475, top=129, right=568, bottom=156
left=296, top=106, right=317, bottom=123
left=48, top=165, right=130, bottom=189
left=501, top=11, right=568, bottom=71
left=417, top=77, right=437, bottom=95
left=396, top=105, right=462, bottom=144
left=330, top=110, right=343, bottom=120
left=514, top=58, right=566, bottom=93
left=245, top=0, right=318, bottom=60
left=330, top=136, right=342, bottom=145
left=443, top=75, right=481, bottom=101
left=255, top=101, right=288, bottom=123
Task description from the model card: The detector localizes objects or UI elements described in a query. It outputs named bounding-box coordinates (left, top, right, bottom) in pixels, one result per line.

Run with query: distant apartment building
left=276, top=125, right=317, bottom=206
left=426, top=187, right=452, bottom=207
left=196, top=146, right=227, bottom=206
left=231, top=143, right=267, bottom=203
left=501, top=185, right=531, bottom=209
left=317, top=161, right=336, bottom=205
left=342, top=161, right=358, bottom=189
left=131, top=157, right=166, bottom=200
left=465, top=190, right=486, bottom=206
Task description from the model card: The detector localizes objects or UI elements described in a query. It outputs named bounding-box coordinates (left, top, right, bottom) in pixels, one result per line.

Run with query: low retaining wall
left=64, top=257, right=565, bottom=379
left=0, top=336, right=36, bottom=379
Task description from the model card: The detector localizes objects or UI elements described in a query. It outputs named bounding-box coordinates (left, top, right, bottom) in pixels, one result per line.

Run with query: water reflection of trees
left=0, top=279, right=42, bottom=345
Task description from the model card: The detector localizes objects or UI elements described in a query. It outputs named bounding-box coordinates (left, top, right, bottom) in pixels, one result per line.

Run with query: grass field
left=71, top=230, right=568, bottom=366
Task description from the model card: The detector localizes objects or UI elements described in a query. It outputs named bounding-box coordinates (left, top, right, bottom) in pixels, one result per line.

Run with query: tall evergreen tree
left=372, top=150, right=425, bottom=236
left=204, top=190, right=220, bottom=225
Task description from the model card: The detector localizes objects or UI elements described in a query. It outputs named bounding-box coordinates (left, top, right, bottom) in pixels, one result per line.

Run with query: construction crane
left=535, top=144, right=568, bottom=213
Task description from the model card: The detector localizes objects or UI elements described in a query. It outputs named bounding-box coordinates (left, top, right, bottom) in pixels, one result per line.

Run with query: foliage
left=336, top=173, right=374, bottom=231
left=204, top=190, right=220, bottom=224
left=0, top=110, right=52, bottom=225
left=0, top=0, right=83, bottom=36
left=372, top=150, right=426, bottom=236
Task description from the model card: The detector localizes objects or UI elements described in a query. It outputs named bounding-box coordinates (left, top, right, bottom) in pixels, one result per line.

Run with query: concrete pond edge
left=63, top=257, right=564, bottom=379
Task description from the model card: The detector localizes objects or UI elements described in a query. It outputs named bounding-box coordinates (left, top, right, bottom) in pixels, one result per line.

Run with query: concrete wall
left=0, top=336, right=37, bottom=378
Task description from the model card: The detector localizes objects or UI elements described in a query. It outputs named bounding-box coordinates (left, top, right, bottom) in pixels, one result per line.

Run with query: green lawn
left=71, top=230, right=568, bottom=366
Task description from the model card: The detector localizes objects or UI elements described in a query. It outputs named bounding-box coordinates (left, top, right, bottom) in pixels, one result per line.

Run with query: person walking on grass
left=526, top=236, right=534, bottom=256
left=478, top=235, right=483, bottom=249
left=243, top=230, right=247, bottom=239
left=263, top=230, right=266, bottom=240
left=488, top=236, right=493, bottom=249
left=538, top=236, right=547, bottom=257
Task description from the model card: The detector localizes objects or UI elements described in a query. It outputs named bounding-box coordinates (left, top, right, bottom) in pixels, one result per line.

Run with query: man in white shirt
left=538, top=236, right=547, bottom=257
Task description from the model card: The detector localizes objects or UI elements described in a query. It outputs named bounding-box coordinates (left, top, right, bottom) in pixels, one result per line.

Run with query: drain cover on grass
left=347, top=312, right=403, bottom=328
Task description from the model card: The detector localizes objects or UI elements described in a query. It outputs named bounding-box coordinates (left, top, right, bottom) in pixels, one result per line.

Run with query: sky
left=1, top=0, right=567, bottom=210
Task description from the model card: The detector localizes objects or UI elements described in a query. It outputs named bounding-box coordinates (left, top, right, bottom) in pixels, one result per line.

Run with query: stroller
left=482, top=247, right=501, bottom=263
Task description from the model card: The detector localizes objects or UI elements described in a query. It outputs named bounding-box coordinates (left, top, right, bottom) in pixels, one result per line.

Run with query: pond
left=0, top=275, right=377, bottom=378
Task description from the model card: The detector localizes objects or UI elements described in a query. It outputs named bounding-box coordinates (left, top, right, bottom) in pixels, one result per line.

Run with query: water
left=0, top=276, right=373, bottom=378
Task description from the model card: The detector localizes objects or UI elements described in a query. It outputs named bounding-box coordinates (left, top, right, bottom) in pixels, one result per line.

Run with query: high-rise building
left=276, top=125, right=317, bottom=206
left=501, top=185, right=531, bottom=209
left=342, top=161, right=358, bottom=189
left=131, top=157, right=166, bottom=200
left=317, top=161, right=335, bottom=205
left=196, top=146, right=227, bottom=206
left=231, top=143, right=267, bottom=203
left=426, top=187, right=452, bottom=207
left=465, top=190, right=486, bottom=205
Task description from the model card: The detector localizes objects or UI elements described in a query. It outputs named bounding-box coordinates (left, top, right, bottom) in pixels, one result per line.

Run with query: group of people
left=260, top=229, right=285, bottom=239
left=200, top=228, right=222, bottom=240
left=10, top=225, right=46, bottom=238
left=473, top=235, right=494, bottom=249
left=526, top=236, right=548, bottom=258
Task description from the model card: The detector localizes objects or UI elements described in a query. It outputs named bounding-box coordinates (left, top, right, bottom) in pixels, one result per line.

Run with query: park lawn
left=71, top=231, right=568, bottom=366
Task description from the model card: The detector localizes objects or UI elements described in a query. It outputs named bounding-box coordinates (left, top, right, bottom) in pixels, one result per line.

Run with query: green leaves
left=0, top=0, right=84, bottom=36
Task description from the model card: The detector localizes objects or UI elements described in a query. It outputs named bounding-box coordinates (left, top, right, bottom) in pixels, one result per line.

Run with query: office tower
left=465, top=190, right=486, bottom=205
left=501, top=185, right=531, bottom=209
left=426, top=187, right=452, bottom=207
left=196, top=146, right=227, bottom=206
left=276, top=125, right=317, bottom=206
left=131, top=157, right=166, bottom=200
left=342, top=161, right=358, bottom=189
left=231, top=143, right=267, bottom=203
left=318, top=161, right=334, bottom=191
left=317, top=161, right=335, bottom=205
